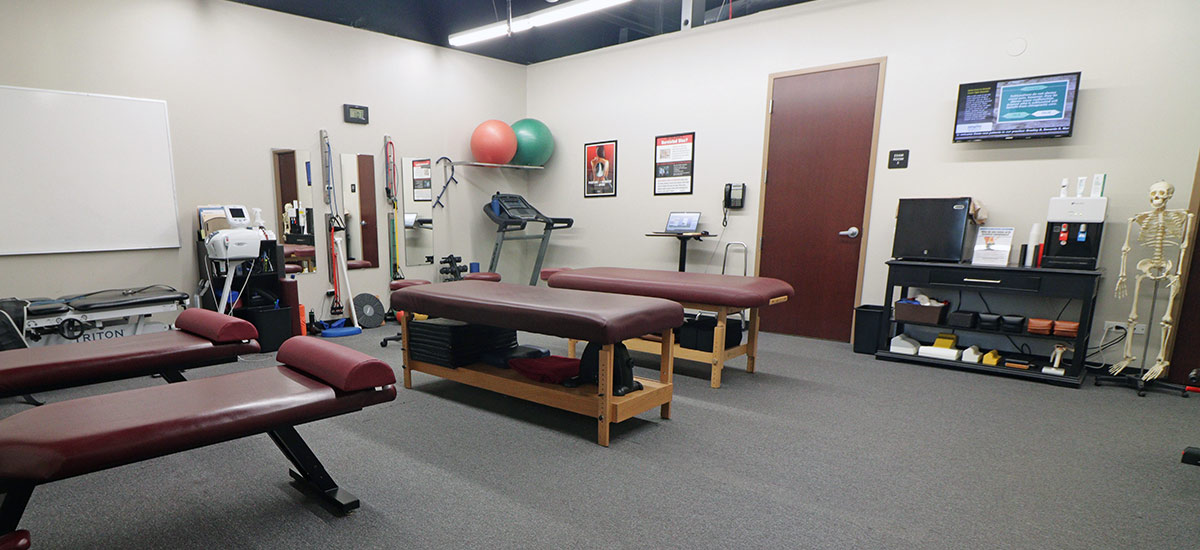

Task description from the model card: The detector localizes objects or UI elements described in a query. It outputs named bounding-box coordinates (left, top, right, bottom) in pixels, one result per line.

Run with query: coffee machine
left=1041, top=184, right=1107, bottom=270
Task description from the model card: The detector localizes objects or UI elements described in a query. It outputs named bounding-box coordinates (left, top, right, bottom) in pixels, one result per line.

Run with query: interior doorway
left=755, top=58, right=886, bottom=341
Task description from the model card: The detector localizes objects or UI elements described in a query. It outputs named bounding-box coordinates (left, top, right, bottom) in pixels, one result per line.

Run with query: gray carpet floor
left=4, top=325, right=1200, bottom=549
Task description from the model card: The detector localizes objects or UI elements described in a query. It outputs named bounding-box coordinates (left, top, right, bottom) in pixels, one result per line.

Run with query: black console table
left=876, top=260, right=1102, bottom=387
left=645, top=232, right=717, bottom=272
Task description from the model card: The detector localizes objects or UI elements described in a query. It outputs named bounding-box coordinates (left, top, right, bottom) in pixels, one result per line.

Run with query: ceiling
left=231, top=0, right=812, bottom=65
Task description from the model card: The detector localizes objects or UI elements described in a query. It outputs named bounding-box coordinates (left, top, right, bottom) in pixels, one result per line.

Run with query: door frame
left=754, top=57, right=888, bottom=331
left=1163, top=148, right=1200, bottom=363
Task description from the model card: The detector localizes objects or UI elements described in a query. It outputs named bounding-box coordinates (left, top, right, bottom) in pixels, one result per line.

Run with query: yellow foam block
left=982, top=350, right=1002, bottom=366
left=933, top=333, right=958, bottom=349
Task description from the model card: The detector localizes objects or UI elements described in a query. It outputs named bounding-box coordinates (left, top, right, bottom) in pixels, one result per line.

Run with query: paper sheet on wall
left=411, top=159, right=432, bottom=202
left=654, top=132, right=694, bottom=195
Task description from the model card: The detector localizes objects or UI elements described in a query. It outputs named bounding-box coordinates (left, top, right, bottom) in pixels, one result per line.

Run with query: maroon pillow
left=463, top=272, right=501, bottom=282
left=276, top=336, right=396, bottom=391
left=175, top=309, right=258, bottom=343
left=0, top=530, right=30, bottom=550
left=508, top=356, right=580, bottom=384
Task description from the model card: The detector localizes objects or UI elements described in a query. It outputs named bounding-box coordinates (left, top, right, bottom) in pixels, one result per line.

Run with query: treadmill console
left=494, top=194, right=540, bottom=221
left=482, top=192, right=574, bottom=285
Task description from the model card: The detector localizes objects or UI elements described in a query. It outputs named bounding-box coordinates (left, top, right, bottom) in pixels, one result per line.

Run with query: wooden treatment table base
left=401, top=315, right=676, bottom=447
left=569, top=298, right=785, bottom=388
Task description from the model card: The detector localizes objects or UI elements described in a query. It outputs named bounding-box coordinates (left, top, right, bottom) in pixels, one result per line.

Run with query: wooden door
left=274, top=151, right=297, bottom=214
left=357, top=154, right=379, bottom=268
left=757, top=60, right=884, bottom=340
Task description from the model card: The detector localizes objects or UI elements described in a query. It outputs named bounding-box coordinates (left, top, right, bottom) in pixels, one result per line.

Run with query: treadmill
left=483, top=193, right=573, bottom=285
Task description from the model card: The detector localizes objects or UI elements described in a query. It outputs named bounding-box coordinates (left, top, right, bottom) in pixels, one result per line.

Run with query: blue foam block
left=320, top=326, right=363, bottom=338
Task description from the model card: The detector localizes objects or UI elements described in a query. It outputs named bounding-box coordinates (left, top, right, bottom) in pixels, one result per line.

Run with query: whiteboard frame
left=0, top=85, right=181, bottom=256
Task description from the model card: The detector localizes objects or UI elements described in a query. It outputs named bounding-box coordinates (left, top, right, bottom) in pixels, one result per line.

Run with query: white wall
left=526, top=0, right=1200, bottom=340
left=0, top=0, right=528, bottom=312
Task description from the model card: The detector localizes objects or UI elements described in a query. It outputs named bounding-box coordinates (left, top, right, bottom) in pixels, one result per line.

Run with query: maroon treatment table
left=547, top=267, right=795, bottom=388
left=0, top=336, right=396, bottom=548
left=391, top=280, right=683, bottom=446
left=0, top=308, right=260, bottom=401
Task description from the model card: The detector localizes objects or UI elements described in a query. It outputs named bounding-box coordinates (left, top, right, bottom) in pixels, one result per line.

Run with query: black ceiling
left=231, top=0, right=811, bottom=65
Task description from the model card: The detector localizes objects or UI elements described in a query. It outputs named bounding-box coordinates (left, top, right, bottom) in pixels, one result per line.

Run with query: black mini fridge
left=891, top=197, right=977, bottom=262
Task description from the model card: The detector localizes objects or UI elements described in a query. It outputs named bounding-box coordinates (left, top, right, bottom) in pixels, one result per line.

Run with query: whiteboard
left=0, top=85, right=180, bottom=255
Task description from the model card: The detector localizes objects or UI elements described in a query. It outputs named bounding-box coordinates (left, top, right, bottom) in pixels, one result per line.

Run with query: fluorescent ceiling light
left=448, top=20, right=533, bottom=47
left=448, top=0, right=633, bottom=48
left=530, top=0, right=631, bottom=26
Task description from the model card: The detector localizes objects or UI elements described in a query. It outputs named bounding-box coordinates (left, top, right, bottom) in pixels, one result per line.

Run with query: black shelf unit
left=878, top=260, right=1102, bottom=388
left=196, top=237, right=291, bottom=351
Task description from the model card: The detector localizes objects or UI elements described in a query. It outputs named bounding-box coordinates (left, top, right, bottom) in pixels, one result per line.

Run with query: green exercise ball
left=510, top=118, right=554, bottom=166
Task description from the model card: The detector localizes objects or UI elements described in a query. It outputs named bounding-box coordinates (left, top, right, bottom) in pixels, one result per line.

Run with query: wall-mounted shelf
left=449, top=161, right=544, bottom=170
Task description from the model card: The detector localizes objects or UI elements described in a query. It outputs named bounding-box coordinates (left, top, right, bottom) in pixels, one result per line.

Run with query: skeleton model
left=1110, top=181, right=1195, bottom=381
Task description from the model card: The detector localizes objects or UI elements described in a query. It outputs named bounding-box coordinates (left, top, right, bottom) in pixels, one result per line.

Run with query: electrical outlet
left=1104, top=321, right=1147, bottom=335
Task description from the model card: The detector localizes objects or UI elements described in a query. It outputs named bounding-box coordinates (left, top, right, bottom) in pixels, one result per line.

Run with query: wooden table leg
left=710, top=308, right=727, bottom=388
left=597, top=344, right=614, bottom=446
left=567, top=338, right=578, bottom=359
left=401, top=314, right=413, bottom=389
left=659, top=329, right=675, bottom=419
left=746, top=307, right=760, bottom=374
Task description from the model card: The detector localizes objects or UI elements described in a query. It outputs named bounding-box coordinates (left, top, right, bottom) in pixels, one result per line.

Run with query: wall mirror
left=401, top=156, right=434, bottom=266
left=273, top=149, right=317, bottom=275
left=338, top=153, right=380, bottom=269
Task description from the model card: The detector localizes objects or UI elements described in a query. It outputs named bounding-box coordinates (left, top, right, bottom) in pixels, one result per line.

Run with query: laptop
left=663, top=211, right=700, bottom=234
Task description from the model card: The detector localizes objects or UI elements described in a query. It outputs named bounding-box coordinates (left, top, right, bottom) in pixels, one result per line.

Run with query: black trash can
left=853, top=305, right=887, bottom=355
left=233, top=305, right=293, bottom=352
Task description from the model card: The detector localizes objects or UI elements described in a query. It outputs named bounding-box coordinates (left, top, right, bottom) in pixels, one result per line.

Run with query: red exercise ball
left=470, top=120, right=518, bottom=164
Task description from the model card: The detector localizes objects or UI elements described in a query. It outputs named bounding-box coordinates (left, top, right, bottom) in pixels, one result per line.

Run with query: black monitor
left=953, top=72, right=1080, bottom=142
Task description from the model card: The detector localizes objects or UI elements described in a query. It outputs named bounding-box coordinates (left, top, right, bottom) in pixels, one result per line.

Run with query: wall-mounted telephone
left=724, top=183, right=745, bottom=209
left=723, top=183, right=745, bottom=227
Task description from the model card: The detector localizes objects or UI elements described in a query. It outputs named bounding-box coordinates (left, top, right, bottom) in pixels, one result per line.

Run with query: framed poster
left=411, top=158, right=432, bottom=202
left=584, top=140, right=617, bottom=198
left=653, top=132, right=694, bottom=195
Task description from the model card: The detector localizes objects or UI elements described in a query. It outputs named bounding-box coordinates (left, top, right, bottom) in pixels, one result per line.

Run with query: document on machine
left=972, top=227, right=1015, bottom=266
left=654, top=132, right=694, bottom=195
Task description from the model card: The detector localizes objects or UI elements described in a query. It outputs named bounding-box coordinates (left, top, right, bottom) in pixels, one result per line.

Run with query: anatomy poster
left=654, top=132, right=694, bottom=195
left=411, top=158, right=432, bottom=202
left=584, top=140, right=617, bottom=198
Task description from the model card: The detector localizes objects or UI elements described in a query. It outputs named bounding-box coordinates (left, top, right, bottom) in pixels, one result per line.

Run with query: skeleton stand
left=1094, top=280, right=1189, bottom=397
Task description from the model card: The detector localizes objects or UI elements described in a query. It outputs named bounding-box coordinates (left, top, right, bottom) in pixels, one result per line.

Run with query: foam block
left=918, top=346, right=962, bottom=360
left=889, top=334, right=920, bottom=355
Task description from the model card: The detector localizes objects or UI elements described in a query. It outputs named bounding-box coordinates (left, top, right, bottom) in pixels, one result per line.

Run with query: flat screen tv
left=953, top=72, right=1080, bottom=142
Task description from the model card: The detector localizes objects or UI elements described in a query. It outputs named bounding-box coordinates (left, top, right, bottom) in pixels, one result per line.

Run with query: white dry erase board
left=0, top=85, right=180, bottom=256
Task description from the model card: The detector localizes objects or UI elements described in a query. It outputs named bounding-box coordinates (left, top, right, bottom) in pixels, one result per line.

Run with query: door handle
left=838, top=226, right=860, bottom=238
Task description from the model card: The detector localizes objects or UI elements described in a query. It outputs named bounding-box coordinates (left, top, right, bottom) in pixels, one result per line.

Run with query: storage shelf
left=893, top=320, right=1078, bottom=342
left=882, top=261, right=1101, bottom=388
left=876, top=350, right=1085, bottom=387
left=449, top=161, right=544, bottom=170
left=406, top=358, right=670, bottom=423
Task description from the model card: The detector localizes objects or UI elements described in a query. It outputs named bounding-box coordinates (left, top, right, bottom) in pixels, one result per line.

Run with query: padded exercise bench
left=0, top=308, right=260, bottom=402
left=548, top=267, right=794, bottom=388
left=0, top=336, right=396, bottom=549
left=391, top=280, right=683, bottom=446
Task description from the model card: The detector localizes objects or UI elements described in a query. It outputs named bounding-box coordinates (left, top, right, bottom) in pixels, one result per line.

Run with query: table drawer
left=928, top=270, right=1041, bottom=292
